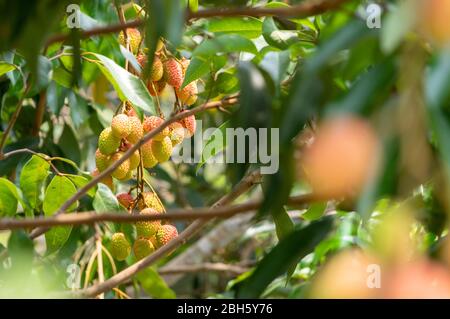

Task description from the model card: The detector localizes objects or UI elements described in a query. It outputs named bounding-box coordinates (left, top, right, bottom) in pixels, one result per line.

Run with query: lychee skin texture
left=110, top=232, right=131, bottom=261
left=118, top=28, right=141, bottom=54
left=127, top=116, right=143, bottom=144
left=143, top=116, right=169, bottom=141
left=135, top=208, right=162, bottom=238
left=95, top=149, right=110, bottom=172
left=110, top=152, right=130, bottom=180
left=164, top=58, right=184, bottom=89
left=141, top=140, right=158, bottom=168
left=151, top=136, right=173, bottom=163
left=156, top=225, right=178, bottom=247
left=169, top=122, right=185, bottom=146
left=147, top=79, right=166, bottom=96
left=180, top=58, right=190, bottom=73
left=176, top=81, right=198, bottom=106
left=129, top=150, right=140, bottom=170
left=117, top=169, right=133, bottom=181
left=135, top=54, right=164, bottom=81
left=125, top=106, right=137, bottom=117
left=138, top=192, right=164, bottom=212
left=92, top=168, right=114, bottom=191
left=98, top=127, right=121, bottom=155
left=179, top=111, right=196, bottom=138
left=111, top=114, right=131, bottom=139
left=133, top=237, right=155, bottom=260
left=116, top=192, right=134, bottom=210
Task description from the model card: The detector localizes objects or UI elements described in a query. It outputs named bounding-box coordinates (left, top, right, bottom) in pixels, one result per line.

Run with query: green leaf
left=93, top=184, right=120, bottom=213
left=208, top=17, right=262, bottom=39
left=8, top=230, right=34, bottom=272
left=19, top=155, right=50, bottom=210
left=0, top=62, right=17, bottom=77
left=65, top=174, right=96, bottom=197
left=235, top=216, right=335, bottom=298
left=302, top=202, right=327, bottom=221
left=0, top=178, right=20, bottom=217
left=259, top=50, right=290, bottom=89
left=262, top=17, right=301, bottom=50
left=196, top=120, right=229, bottom=172
left=137, top=267, right=176, bottom=299
left=188, top=0, right=198, bottom=12
left=43, top=176, right=77, bottom=253
left=91, top=53, right=155, bottom=115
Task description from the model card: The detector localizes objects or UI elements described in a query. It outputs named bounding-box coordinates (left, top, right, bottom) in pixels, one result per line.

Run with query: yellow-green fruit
left=118, top=28, right=141, bottom=54
left=110, top=152, right=130, bottom=180
left=141, top=140, right=158, bottom=168
left=92, top=168, right=114, bottom=191
left=126, top=116, right=143, bottom=144
left=135, top=54, right=164, bottom=81
left=176, top=81, right=198, bottom=106
left=143, top=116, right=169, bottom=141
left=164, top=58, right=184, bottom=89
left=95, top=149, right=110, bottom=172
left=116, top=169, right=133, bottom=181
left=133, top=237, right=155, bottom=260
left=111, top=114, right=131, bottom=139
left=155, top=225, right=178, bottom=247
left=98, top=127, right=121, bottom=155
left=169, top=122, right=185, bottom=146
left=110, top=232, right=131, bottom=261
left=139, top=192, right=164, bottom=212
left=135, top=208, right=162, bottom=238
left=151, top=136, right=173, bottom=163
left=147, top=79, right=166, bottom=97
left=129, top=150, right=140, bottom=170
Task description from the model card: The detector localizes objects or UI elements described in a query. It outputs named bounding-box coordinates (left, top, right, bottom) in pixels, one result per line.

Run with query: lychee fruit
left=111, top=114, right=131, bottom=139
left=143, top=116, right=169, bottom=141
left=179, top=111, right=196, bottom=138
left=135, top=54, right=164, bottom=81
left=135, top=208, right=162, bottom=238
left=116, top=192, right=134, bottom=210
left=95, top=149, right=110, bottom=172
left=141, top=140, right=158, bottom=168
left=92, top=168, right=114, bottom=191
left=110, top=232, right=131, bottom=261
left=118, top=28, right=141, bottom=54
left=151, top=136, right=173, bottom=163
left=138, top=192, right=163, bottom=212
left=128, top=150, right=140, bottom=170
left=110, top=152, right=130, bottom=180
left=155, top=224, right=178, bottom=247
left=176, top=81, right=198, bottom=106
left=133, top=237, right=155, bottom=260
left=180, top=58, right=190, bottom=73
left=169, top=122, right=185, bottom=146
left=164, top=58, right=184, bottom=89
left=127, top=116, right=143, bottom=144
left=98, top=127, right=121, bottom=155
left=147, top=79, right=166, bottom=96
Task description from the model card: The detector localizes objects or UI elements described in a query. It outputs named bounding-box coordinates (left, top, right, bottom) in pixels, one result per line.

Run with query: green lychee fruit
left=164, top=58, right=184, bottom=89
left=118, top=28, right=141, bottom=54
left=169, top=122, right=185, bottom=146
left=138, top=192, right=164, bottom=212
left=179, top=111, right=196, bottom=138
left=110, top=152, right=130, bottom=180
left=143, top=116, right=169, bottom=141
left=98, top=127, right=121, bottom=155
left=155, top=224, right=178, bottom=247
left=127, top=116, right=143, bottom=144
left=111, top=114, right=131, bottom=139
left=95, top=149, right=110, bottom=172
left=116, top=192, right=134, bottom=210
left=92, top=168, right=114, bottom=192
left=110, top=232, right=131, bottom=261
left=151, top=136, right=172, bottom=163
left=135, top=208, right=162, bottom=238
left=176, top=81, right=198, bottom=106
left=141, top=140, right=158, bottom=168
left=133, top=237, right=155, bottom=260
left=129, top=150, right=140, bottom=170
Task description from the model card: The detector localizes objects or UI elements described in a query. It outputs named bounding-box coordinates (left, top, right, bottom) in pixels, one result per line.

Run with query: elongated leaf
left=0, top=178, right=19, bottom=216
left=235, top=216, right=335, bottom=298
left=43, top=176, right=77, bottom=253
left=137, top=267, right=176, bottom=299
left=208, top=17, right=262, bottom=39
left=20, top=155, right=50, bottom=210
left=65, top=174, right=96, bottom=197
left=93, top=184, right=120, bottom=213
left=0, top=62, right=16, bottom=77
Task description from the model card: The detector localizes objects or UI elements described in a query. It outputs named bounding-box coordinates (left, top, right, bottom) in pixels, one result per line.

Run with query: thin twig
left=158, top=262, right=249, bottom=275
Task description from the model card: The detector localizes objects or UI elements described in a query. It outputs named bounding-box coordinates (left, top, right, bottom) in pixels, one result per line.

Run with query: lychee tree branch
left=28, top=95, right=238, bottom=239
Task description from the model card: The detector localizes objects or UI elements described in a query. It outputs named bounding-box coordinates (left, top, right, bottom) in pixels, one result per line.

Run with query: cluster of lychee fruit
left=110, top=191, right=179, bottom=261
left=119, top=28, right=199, bottom=106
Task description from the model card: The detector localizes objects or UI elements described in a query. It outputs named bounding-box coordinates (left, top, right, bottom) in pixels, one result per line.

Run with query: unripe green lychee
left=98, top=127, right=121, bottom=155
left=155, top=224, right=178, bottom=247
left=147, top=79, right=166, bottom=96
left=126, top=116, right=143, bottom=144
left=151, top=136, right=173, bottom=163
left=116, top=169, right=133, bottom=181
left=143, top=116, right=169, bottom=141
left=111, top=114, right=131, bottom=139
left=179, top=111, right=196, bottom=138
left=176, top=81, right=198, bottom=106
left=138, top=192, right=164, bottom=212
left=164, top=58, right=184, bottom=89
left=92, top=168, right=114, bottom=191
left=169, top=122, right=185, bottom=146
left=110, top=152, right=130, bottom=180
left=118, top=28, right=141, bottom=54
left=117, top=192, right=134, bottom=210
left=135, top=208, right=162, bottom=238
left=141, top=140, right=158, bottom=168
left=95, top=149, right=110, bottom=172
left=110, top=232, right=131, bottom=261
left=128, top=150, right=140, bottom=170
left=133, top=237, right=155, bottom=260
